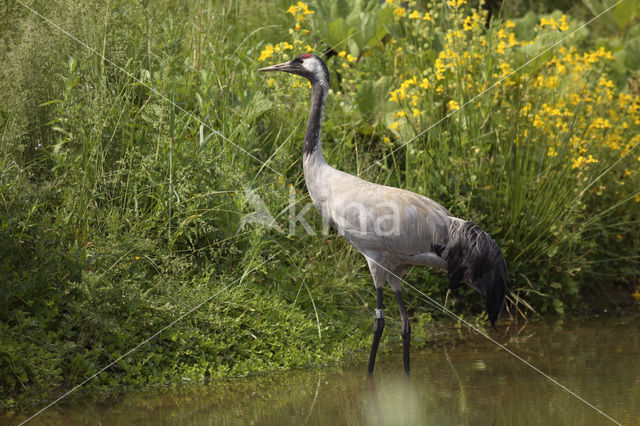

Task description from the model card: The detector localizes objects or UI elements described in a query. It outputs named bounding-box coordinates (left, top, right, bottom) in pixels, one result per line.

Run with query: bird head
left=259, top=54, right=329, bottom=88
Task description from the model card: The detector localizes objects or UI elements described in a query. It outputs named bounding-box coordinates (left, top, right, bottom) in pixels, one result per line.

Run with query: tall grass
left=0, top=0, right=378, bottom=410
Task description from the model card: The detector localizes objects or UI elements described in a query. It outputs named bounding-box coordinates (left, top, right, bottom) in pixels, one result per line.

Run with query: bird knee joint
left=401, top=322, right=411, bottom=336
left=374, top=308, right=384, bottom=319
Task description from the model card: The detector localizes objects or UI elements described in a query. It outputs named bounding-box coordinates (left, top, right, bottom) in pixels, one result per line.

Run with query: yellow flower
left=338, top=50, right=346, bottom=58
left=505, top=20, right=515, bottom=28
left=409, top=10, right=420, bottom=19
left=346, top=54, right=356, bottom=63
left=569, top=93, right=581, bottom=106
left=383, top=136, right=391, bottom=144
left=394, top=7, right=406, bottom=18
left=571, top=156, right=583, bottom=169
left=385, top=0, right=394, bottom=3
left=282, top=42, right=293, bottom=50
left=435, top=58, right=446, bottom=80
left=390, top=121, right=399, bottom=130
left=598, top=77, right=614, bottom=89
left=446, top=30, right=464, bottom=44
left=620, top=93, right=633, bottom=102
left=448, top=100, right=460, bottom=110
left=499, top=62, right=511, bottom=77
left=571, top=155, right=598, bottom=169
left=297, top=1, right=314, bottom=15
left=420, top=78, right=430, bottom=90
left=295, top=23, right=301, bottom=31
left=533, top=115, right=544, bottom=128
left=423, top=12, right=432, bottom=21
left=448, top=0, right=466, bottom=7
left=591, top=117, right=611, bottom=129
left=305, top=45, right=313, bottom=53
left=547, top=147, right=558, bottom=157
left=413, top=108, right=421, bottom=117
left=545, top=76, right=559, bottom=89
left=540, top=17, right=558, bottom=29
left=258, top=45, right=274, bottom=61
left=401, top=76, right=416, bottom=88
left=559, top=14, right=569, bottom=31
left=286, top=2, right=314, bottom=22
left=463, top=16, right=474, bottom=31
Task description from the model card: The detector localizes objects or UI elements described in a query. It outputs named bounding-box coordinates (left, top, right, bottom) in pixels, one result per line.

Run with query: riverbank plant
left=1, top=0, right=638, bottom=413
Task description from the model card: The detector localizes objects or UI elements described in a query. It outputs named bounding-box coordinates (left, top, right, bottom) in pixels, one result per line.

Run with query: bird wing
left=323, top=173, right=451, bottom=258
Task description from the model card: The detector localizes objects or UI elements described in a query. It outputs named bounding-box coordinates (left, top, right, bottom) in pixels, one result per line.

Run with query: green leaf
left=356, top=80, right=376, bottom=122
left=327, top=18, right=354, bottom=52
left=623, top=35, right=640, bottom=69
left=582, top=0, right=639, bottom=32
left=610, top=0, right=640, bottom=31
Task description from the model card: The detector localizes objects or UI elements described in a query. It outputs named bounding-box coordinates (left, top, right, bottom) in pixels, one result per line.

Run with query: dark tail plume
left=446, top=220, right=508, bottom=327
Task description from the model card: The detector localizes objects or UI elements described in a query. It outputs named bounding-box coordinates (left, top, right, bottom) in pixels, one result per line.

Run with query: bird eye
left=293, top=57, right=303, bottom=64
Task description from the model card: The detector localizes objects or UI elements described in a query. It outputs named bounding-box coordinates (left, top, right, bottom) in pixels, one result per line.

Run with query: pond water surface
left=8, top=317, right=640, bottom=425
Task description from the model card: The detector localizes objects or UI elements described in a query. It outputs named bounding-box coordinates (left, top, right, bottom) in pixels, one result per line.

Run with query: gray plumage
left=260, top=54, right=508, bottom=375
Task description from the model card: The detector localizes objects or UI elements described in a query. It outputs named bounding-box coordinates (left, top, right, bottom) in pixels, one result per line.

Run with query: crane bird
left=259, top=54, right=508, bottom=375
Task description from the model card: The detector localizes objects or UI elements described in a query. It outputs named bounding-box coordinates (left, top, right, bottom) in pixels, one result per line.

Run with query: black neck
left=303, top=83, right=327, bottom=157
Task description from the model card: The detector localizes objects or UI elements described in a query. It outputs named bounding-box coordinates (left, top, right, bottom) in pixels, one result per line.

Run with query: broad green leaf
left=327, top=18, right=352, bottom=52
left=356, top=80, right=376, bottom=122
left=581, top=0, right=638, bottom=32
left=610, top=0, right=640, bottom=31
left=623, top=35, right=640, bottom=69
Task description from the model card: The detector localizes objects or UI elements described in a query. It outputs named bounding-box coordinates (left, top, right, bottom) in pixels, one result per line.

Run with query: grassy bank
left=1, top=0, right=639, bottom=412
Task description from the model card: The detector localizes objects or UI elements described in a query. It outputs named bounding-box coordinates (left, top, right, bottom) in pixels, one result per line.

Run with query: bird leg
left=394, top=289, right=411, bottom=374
left=367, top=286, right=385, bottom=375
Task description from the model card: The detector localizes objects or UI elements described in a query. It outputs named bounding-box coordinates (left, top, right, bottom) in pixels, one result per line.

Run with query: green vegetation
left=1, top=0, right=639, bottom=413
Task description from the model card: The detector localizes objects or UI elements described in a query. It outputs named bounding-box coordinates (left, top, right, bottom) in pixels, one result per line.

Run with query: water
left=7, top=317, right=640, bottom=425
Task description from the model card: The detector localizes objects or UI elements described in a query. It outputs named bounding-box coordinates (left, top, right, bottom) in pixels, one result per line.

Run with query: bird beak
left=259, top=61, right=294, bottom=73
